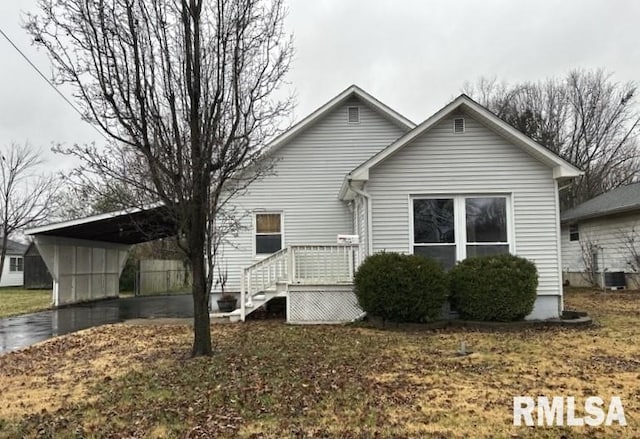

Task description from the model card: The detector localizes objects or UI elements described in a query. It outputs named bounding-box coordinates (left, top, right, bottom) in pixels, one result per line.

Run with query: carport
left=24, top=206, right=177, bottom=306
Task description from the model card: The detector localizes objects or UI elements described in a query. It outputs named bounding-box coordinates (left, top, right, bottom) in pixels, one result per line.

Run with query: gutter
left=348, top=179, right=374, bottom=256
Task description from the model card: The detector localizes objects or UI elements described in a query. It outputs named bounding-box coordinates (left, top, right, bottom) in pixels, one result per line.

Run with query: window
left=454, top=117, right=465, bottom=133
left=413, top=198, right=456, bottom=269
left=348, top=106, right=360, bottom=123
left=465, top=197, right=509, bottom=257
left=412, top=195, right=511, bottom=269
left=569, top=224, right=579, bottom=241
left=9, top=256, right=23, bottom=272
left=255, top=213, right=282, bottom=255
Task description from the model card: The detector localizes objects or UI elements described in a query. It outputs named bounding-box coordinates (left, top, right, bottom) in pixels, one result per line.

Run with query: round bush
left=354, top=252, right=448, bottom=323
left=450, top=254, right=538, bottom=321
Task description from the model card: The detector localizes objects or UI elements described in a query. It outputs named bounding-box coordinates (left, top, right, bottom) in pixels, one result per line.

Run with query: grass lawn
left=0, top=289, right=638, bottom=438
left=0, top=288, right=51, bottom=318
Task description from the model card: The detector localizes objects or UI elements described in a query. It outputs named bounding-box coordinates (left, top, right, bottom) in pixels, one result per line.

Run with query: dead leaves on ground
left=0, top=290, right=638, bottom=438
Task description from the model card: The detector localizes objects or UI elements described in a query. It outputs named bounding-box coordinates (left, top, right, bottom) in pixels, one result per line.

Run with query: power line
left=0, top=26, right=109, bottom=141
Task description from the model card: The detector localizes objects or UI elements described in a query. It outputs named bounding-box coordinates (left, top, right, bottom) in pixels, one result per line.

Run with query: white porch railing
left=240, top=244, right=360, bottom=320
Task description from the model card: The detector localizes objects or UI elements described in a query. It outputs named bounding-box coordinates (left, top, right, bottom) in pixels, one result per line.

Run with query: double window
left=9, top=256, right=23, bottom=272
left=255, top=212, right=283, bottom=255
left=412, top=195, right=511, bottom=269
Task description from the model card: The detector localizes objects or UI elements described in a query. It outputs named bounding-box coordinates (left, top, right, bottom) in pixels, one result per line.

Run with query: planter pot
left=217, top=297, right=238, bottom=313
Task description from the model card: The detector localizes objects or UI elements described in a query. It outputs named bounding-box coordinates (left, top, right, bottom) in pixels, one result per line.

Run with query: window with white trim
left=255, top=213, right=282, bottom=255
left=412, top=195, right=511, bottom=269
left=569, top=224, right=579, bottom=241
left=412, top=198, right=456, bottom=269
left=465, top=197, right=509, bottom=257
left=9, top=256, right=23, bottom=272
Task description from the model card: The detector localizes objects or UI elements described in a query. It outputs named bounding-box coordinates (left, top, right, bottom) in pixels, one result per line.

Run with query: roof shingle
left=561, top=182, right=640, bottom=223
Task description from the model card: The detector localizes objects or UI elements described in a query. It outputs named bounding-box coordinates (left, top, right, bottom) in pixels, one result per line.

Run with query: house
left=560, top=182, right=640, bottom=288
left=0, top=238, right=28, bottom=287
left=215, top=85, right=582, bottom=322
left=23, top=242, right=54, bottom=290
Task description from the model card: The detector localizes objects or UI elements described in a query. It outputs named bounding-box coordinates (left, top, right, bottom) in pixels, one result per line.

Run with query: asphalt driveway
left=0, top=294, right=194, bottom=354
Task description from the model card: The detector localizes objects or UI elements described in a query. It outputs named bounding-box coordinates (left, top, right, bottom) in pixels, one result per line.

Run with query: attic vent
left=348, top=106, right=360, bottom=123
left=454, top=117, right=465, bottom=133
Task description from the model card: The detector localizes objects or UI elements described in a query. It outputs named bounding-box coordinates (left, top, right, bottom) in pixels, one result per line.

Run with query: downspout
left=348, top=179, right=373, bottom=256
left=555, top=179, right=574, bottom=317
left=554, top=179, right=564, bottom=317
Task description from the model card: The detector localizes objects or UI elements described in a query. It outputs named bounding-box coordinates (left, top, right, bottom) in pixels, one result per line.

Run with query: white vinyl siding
left=366, top=111, right=561, bottom=300
left=561, top=212, right=640, bottom=273
left=0, top=255, right=24, bottom=287
left=221, top=97, right=407, bottom=292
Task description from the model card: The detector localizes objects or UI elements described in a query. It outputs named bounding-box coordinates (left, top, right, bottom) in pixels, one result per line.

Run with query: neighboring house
left=0, top=238, right=28, bottom=287
left=560, top=182, right=640, bottom=288
left=216, top=85, right=582, bottom=322
left=24, top=242, right=54, bottom=290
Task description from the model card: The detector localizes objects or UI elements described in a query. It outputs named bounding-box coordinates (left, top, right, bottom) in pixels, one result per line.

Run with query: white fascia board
left=350, top=168, right=369, bottom=181
left=553, top=165, right=584, bottom=179
left=350, top=94, right=583, bottom=182
left=34, top=234, right=132, bottom=251
left=338, top=177, right=351, bottom=200
left=338, top=176, right=368, bottom=201
left=24, top=202, right=163, bottom=236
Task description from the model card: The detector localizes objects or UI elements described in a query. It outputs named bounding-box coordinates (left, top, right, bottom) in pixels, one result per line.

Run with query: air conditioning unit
left=337, top=234, right=359, bottom=245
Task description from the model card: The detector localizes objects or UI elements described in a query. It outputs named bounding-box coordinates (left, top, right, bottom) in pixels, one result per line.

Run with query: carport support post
left=52, top=244, right=60, bottom=306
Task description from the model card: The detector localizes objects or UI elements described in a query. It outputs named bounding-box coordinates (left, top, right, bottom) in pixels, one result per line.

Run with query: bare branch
left=465, top=69, right=640, bottom=209
left=26, top=0, right=293, bottom=356
left=0, top=142, right=60, bottom=283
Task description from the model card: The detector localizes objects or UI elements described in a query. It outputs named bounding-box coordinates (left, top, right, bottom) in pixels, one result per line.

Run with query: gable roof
left=340, top=94, right=583, bottom=199
left=264, top=85, right=415, bottom=155
left=2, top=238, right=28, bottom=255
left=561, top=182, right=640, bottom=223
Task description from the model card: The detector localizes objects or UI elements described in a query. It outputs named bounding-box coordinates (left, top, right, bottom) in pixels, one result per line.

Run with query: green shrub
left=119, top=256, right=137, bottom=292
left=354, top=252, right=448, bottom=323
left=450, top=254, right=538, bottom=321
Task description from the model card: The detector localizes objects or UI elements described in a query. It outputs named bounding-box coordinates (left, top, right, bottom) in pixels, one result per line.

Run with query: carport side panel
left=34, top=236, right=131, bottom=306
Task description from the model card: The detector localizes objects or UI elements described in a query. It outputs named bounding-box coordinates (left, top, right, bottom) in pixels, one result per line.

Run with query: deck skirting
left=287, top=283, right=362, bottom=323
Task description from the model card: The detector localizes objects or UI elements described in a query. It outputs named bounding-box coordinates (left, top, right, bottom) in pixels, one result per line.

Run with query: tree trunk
left=191, top=258, right=212, bottom=356
left=189, top=201, right=212, bottom=357
left=0, top=232, right=8, bottom=285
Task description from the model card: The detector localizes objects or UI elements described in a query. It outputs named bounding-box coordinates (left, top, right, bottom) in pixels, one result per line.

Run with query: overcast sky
left=0, top=0, right=638, bottom=171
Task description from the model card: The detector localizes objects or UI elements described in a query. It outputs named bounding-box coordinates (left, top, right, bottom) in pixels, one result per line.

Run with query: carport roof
left=24, top=205, right=178, bottom=244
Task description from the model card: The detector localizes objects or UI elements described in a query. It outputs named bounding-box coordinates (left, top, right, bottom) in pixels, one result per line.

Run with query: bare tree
left=579, top=238, right=600, bottom=288
left=26, top=0, right=293, bottom=356
left=0, top=142, right=59, bottom=284
left=464, top=69, right=640, bottom=209
left=618, top=225, right=640, bottom=289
